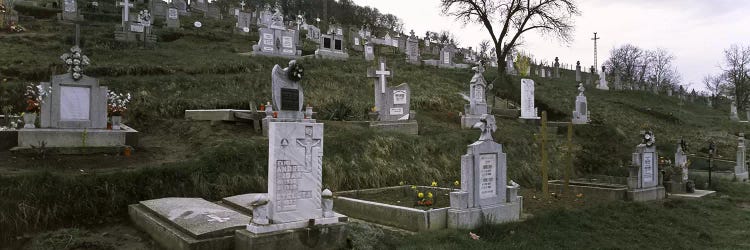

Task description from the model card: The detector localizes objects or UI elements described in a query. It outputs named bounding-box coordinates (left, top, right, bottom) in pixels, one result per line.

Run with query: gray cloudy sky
left=351, top=0, right=750, bottom=91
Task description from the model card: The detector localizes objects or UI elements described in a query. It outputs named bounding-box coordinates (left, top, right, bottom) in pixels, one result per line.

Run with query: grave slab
left=669, top=189, right=717, bottom=199
left=129, top=197, right=251, bottom=250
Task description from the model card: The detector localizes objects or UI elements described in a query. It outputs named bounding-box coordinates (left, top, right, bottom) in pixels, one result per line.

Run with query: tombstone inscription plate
left=281, top=88, right=300, bottom=111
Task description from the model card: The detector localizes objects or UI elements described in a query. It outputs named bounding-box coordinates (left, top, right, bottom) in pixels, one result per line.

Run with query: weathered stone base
left=461, top=114, right=483, bottom=129
left=735, top=172, right=749, bottom=182
left=447, top=202, right=522, bottom=230
left=128, top=204, right=237, bottom=250
left=16, top=125, right=138, bottom=148
left=626, top=186, right=666, bottom=202
left=245, top=214, right=348, bottom=234
left=235, top=222, right=348, bottom=250
left=314, top=49, right=350, bottom=60
left=369, top=120, right=418, bottom=135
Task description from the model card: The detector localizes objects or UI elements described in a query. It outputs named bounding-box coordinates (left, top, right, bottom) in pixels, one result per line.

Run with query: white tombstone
left=627, top=131, right=666, bottom=201
left=731, top=101, right=740, bottom=121
left=674, top=142, right=688, bottom=182
left=460, top=64, right=489, bottom=128
left=448, top=114, right=522, bottom=229
left=735, top=134, right=748, bottom=181
left=519, top=79, right=540, bottom=119
left=597, top=66, right=609, bottom=90
left=571, top=83, right=589, bottom=124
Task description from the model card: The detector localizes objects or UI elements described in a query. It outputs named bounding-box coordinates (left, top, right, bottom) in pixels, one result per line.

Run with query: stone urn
left=23, top=113, right=37, bottom=128
left=111, top=115, right=122, bottom=130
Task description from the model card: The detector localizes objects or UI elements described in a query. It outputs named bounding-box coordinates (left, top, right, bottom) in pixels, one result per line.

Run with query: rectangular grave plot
left=280, top=88, right=300, bottom=111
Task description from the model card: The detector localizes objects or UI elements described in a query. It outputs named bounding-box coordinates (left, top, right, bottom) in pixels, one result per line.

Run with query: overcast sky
left=351, top=0, right=750, bottom=91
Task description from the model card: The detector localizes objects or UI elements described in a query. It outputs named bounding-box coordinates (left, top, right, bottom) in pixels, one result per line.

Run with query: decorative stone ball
left=322, top=189, right=333, bottom=198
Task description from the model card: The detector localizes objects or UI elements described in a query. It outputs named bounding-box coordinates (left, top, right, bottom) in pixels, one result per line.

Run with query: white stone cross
left=296, top=126, right=321, bottom=171
left=375, top=61, right=391, bottom=94
left=117, top=0, right=134, bottom=25
left=240, top=0, right=246, bottom=10
left=206, top=214, right=230, bottom=223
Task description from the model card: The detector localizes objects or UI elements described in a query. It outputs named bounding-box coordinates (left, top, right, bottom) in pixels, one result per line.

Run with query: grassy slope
left=1, top=17, right=749, bottom=247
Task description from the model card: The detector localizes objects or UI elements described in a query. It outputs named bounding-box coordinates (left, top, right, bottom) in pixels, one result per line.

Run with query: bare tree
left=441, top=0, right=580, bottom=97
left=703, top=74, right=725, bottom=97
left=720, top=44, right=750, bottom=107
left=479, top=40, right=491, bottom=61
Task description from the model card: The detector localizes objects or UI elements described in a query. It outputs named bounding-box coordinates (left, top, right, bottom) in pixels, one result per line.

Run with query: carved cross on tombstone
left=296, top=126, right=321, bottom=171
left=117, top=0, right=134, bottom=26
left=473, top=114, right=496, bottom=141
left=239, top=0, right=245, bottom=10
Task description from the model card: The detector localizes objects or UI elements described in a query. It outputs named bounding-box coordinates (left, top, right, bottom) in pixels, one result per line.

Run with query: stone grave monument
left=149, top=0, right=168, bottom=20
left=575, top=61, right=582, bottom=82
left=405, top=30, right=420, bottom=64
left=519, top=79, right=540, bottom=120
left=627, top=131, right=666, bottom=201
left=251, top=6, right=301, bottom=59
left=367, top=58, right=418, bottom=135
left=460, top=64, right=490, bottom=128
left=115, top=2, right=158, bottom=45
left=731, top=101, right=740, bottom=121
left=235, top=11, right=253, bottom=34
left=506, top=53, right=516, bottom=75
left=571, top=83, right=590, bottom=124
left=613, top=69, right=622, bottom=90
left=165, top=7, right=180, bottom=29
left=315, top=24, right=349, bottom=60
left=586, top=65, right=595, bottom=86
left=448, top=114, right=522, bottom=229
left=667, top=140, right=690, bottom=193
left=173, top=0, right=189, bottom=15
left=190, top=0, right=208, bottom=13
left=553, top=57, right=560, bottom=78
left=131, top=61, right=347, bottom=250
left=15, top=46, right=138, bottom=152
left=205, top=4, right=221, bottom=20
left=61, top=0, right=83, bottom=21
left=735, top=134, right=748, bottom=181
left=364, top=41, right=375, bottom=61
left=597, top=66, right=609, bottom=90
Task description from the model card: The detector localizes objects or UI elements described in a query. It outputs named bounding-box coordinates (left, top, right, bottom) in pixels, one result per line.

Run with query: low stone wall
left=335, top=186, right=451, bottom=232
left=548, top=180, right=628, bottom=201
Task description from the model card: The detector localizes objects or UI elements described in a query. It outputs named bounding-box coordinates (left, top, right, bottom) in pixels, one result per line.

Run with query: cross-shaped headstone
left=117, top=0, right=134, bottom=26
left=296, top=126, right=321, bottom=171
left=474, top=114, right=496, bottom=141
left=239, top=0, right=246, bottom=10
left=371, top=59, right=391, bottom=94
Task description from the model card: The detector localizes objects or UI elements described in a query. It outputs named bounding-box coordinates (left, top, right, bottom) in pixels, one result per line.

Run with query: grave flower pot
left=111, top=115, right=122, bottom=130
left=23, top=113, right=37, bottom=128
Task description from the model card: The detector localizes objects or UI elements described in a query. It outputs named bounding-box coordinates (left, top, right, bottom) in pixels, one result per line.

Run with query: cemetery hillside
left=1, top=0, right=750, bottom=249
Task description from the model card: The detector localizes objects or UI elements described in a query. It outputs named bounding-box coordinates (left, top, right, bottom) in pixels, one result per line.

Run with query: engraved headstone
left=236, top=11, right=252, bottom=32
left=62, top=0, right=80, bottom=21
left=460, top=64, right=489, bottom=128
left=252, top=6, right=301, bottom=58
left=731, top=101, right=740, bottom=121
left=271, top=61, right=304, bottom=120
left=520, top=79, right=539, bottom=119
left=506, top=53, right=515, bottom=75
left=448, top=114, right=521, bottom=229
left=571, top=83, right=589, bottom=124
left=166, top=8, right=180, bottom=29
left=553, top=57, right=560, bottom=78
left=315, top=24, right=349, bottom=60
left=440, top=44, right=456, bottom=67
left=367, top=58, right=412, bottom=121
left=627, top=131, right=666, bottom=201
left=406, top=30, right=420, bottom=64
left=41, top=46, right=107, bottom=129
left=575, top=61, right=581, bottom=82
left=173, top=0, right=188, bottom=15
left=364, top=42, right=375, bottom=61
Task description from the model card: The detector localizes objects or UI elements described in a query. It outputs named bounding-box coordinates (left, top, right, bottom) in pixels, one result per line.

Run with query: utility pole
left=591, top=32, right=600, bottom=73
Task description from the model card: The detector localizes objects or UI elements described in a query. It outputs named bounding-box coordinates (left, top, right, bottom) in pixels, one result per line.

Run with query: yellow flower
left=399, top=181, right=405, bottom=186
left=454, top=180, right=460, bottom=186
left=411, top=185, right=417, bottom=190
left=371, top=106, right=377, bottom=112
left=431, top=181, right=438, bottom=187
left=427, top=192, right=433, bottom=199
left=418, top=192, right=424, bottom=198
